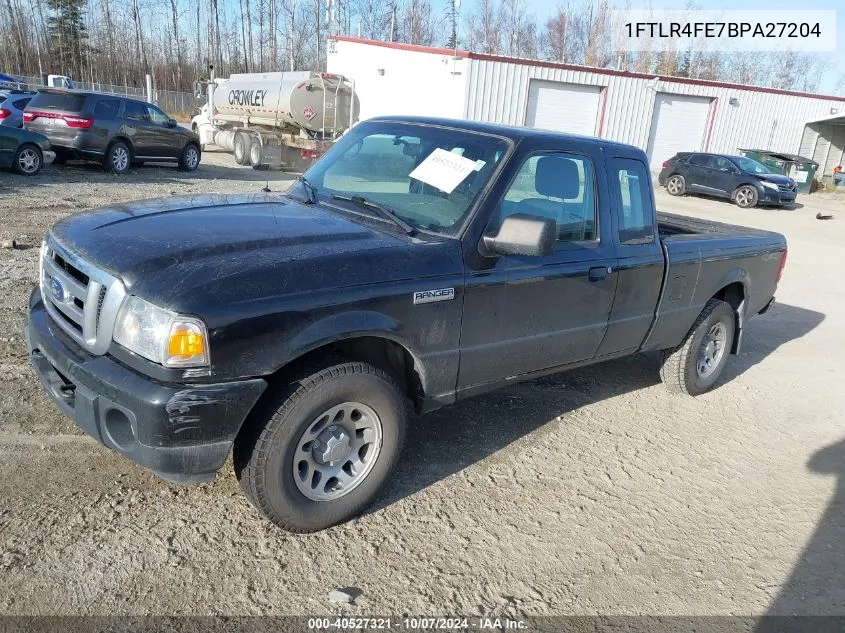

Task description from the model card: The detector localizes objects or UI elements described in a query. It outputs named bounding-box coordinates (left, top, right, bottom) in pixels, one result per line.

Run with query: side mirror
left=167, top=119, right=177, bottom=128
left=480, top=213, right=556, bottom=257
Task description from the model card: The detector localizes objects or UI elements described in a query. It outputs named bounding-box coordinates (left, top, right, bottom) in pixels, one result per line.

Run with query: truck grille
left=39, top=236, right=126, bottom=355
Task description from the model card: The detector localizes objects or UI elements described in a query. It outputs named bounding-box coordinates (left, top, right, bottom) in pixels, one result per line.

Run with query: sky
left=447, top=0, right=843, bottom=94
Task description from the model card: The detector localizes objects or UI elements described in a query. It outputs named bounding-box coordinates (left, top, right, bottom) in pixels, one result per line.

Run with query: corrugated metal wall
left=464, top=58, right=844, bottom=161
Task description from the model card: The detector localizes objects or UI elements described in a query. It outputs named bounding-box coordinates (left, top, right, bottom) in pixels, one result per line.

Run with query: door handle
left=589, top=266, right=609, bottom=282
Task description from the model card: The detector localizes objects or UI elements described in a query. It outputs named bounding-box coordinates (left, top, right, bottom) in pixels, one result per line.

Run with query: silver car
left=0, top=91, right=36, bottom=127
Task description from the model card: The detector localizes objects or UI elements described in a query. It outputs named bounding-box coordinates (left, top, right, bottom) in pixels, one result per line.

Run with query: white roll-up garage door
left=646, top=93, right=713, bottom=169
left=525, top=80, right=602, bottom=136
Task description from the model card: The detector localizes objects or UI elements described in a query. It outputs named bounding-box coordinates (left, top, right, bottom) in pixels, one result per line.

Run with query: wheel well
left=713, top=282, right=744, bottom=311
left=731, top=183, right=757, bottom=198
left=107, top=136, right=133, bottom=155
left=713, top=282, right=745, bottom=352
left=270, top=336, right=424, bottom=404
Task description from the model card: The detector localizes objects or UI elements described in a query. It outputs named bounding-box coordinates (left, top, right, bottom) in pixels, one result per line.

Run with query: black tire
left=666, top=174, right=685, bottom=196
left=104, top=141, right=131, bottom=174
left=234, top=361, right=407, bottom=533
left=659, top=299, right=736, bottom=396
left=12, top=143, right=43, bottom=176
left=233, top=132, right=250, bottom=166
left=178, top=143, right=201, bottom=171
left=734, top=185, right=758, bottom=208
left=249, top=138, right=264, bottom=169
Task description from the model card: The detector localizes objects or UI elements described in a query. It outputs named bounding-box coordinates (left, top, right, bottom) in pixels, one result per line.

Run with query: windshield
left=301, top=121, right=511, bottom=235
left=733, top=156, right=772, bottom=175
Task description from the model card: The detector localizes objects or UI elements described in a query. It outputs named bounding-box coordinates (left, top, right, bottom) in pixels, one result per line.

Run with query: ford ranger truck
left=25, top=117, right=787, bottom=532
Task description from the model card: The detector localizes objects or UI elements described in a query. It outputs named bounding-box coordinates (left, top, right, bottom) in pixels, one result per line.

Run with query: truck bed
left=657, top=211, right=776, bottom=240
left=642, top=211, right=787, bottom=354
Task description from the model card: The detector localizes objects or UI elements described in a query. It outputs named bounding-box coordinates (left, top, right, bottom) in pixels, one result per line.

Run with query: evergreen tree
left=46, top=0, right=88, bottom=79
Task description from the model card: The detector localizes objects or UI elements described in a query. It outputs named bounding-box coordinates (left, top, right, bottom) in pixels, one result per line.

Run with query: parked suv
left=658, top=152, right=797, bottom=208
left=0, top=90, right=36, bottom=128
left=23, top=89, right=201, bottom=174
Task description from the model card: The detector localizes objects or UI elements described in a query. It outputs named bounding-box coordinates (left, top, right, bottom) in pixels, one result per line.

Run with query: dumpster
left=739, top=149, right=818, bottom=194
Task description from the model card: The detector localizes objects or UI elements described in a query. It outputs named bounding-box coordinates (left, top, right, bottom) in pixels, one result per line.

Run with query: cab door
left=458, top=141, right=618, bottom=390
left=121, top=100, right=157, bottom=159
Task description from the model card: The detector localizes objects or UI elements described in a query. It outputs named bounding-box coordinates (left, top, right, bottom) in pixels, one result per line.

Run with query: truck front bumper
left=25, top=288, right=267, bottom=484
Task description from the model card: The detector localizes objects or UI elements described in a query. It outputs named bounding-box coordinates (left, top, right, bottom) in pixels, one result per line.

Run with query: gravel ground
left=1, top=154, right=844, bottom=617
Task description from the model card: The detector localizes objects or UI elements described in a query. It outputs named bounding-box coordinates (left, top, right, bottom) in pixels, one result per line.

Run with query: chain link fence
left=6, top=74, right=199, bottom=117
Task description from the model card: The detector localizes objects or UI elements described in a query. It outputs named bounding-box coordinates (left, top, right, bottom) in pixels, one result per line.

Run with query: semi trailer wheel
left=249, top=139, right=264, bottom=169
left=234, top=361, right=407, bottom=533
left=659, top=298, right=736, bottom=396
left=233, top=132, right=250, bottom=166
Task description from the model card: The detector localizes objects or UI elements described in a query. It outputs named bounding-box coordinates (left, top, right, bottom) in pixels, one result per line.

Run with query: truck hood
left=49, top=193, right=455, bottom=314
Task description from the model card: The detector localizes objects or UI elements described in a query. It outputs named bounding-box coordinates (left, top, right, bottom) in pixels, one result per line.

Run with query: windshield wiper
left=331, top=194, right=417, bottom=236
left=296, top=175, right=319, bottom=204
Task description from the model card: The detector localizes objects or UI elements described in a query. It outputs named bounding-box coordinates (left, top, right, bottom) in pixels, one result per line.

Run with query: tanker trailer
left=191, top=71, right=359, bottom=171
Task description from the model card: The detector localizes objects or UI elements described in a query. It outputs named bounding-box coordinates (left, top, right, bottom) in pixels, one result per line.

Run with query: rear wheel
left=178, top=143, right=201, bottom=171
left=234, top=360, right=407, bottom=533
left=734, top=185, right=758, bottom=208
left=104, top=141, right=131, bottom=174
left=233, top=132, right=250, bottom=165
left=666, top=174, right=685, bottom=196
left=13, top=144, right=43, bottom=176
left=249, top=138, right=264, bottom=169
left=660, top=299, right=736, bottom=396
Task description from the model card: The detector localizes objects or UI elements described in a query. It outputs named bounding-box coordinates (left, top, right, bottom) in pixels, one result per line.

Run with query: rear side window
left=688, top=154, right=710, bottom=166
left=28, top=91, right=86, bottom=111
left=13, top=98, right=31, bottom=110
left=0, top=95, right=6, bottom=104
left=611, top=158, right=655, bottom=245
left=93, top=99, right=121, bottom=119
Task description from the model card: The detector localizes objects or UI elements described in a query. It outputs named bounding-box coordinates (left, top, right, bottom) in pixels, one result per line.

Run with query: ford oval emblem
left=50, top=277, right=68, bottom=303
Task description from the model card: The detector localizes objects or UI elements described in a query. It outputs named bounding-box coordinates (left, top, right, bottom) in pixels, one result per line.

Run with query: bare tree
left=464, top=0, right=500, bottom=54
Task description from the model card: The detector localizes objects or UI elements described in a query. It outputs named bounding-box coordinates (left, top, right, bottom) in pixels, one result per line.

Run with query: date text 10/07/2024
left=307, top=617, right=528, bottom=630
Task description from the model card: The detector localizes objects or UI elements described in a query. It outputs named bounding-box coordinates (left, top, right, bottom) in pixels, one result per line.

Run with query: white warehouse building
left=327, top=36, right=845, bottom=178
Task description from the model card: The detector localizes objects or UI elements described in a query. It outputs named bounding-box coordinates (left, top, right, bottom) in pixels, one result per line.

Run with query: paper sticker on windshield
left=409, top=148, right=478, bottom=194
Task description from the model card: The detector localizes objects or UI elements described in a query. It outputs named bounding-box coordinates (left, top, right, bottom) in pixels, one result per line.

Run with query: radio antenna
left=262, top=71, right=288, bottom=193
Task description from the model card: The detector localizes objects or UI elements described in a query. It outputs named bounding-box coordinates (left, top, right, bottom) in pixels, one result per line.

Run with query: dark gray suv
left=23, top=89, right=200, bottom=174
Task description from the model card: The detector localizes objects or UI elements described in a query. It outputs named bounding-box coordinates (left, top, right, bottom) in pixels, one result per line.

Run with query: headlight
left=112, top=295, right=209, bottom=368
left=761, top=181, right=778, bottom=190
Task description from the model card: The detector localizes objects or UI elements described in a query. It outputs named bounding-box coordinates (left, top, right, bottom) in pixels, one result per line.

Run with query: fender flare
left=276, top=310, right=430, bottom=396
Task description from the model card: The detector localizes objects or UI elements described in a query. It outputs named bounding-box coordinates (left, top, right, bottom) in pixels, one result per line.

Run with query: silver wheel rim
left=186, top=147, right=199, bottom=169
left=250, top=142, right=261, bottom=165
left=697, top=321, right=727, bottom=378
left=112, top=146, right=129, bottom=171
left=293, top=402, right=383, bottom=502
left=667, top=177, right=681, bottom=194
left=736, top=188, right=752, bottom=206
left=234, top=139, right=244, bottom=161
left=18, top=148, right=40, bottom=173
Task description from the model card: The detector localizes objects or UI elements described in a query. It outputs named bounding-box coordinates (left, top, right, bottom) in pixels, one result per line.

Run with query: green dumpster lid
left=739, top=149, right=818, bottom=167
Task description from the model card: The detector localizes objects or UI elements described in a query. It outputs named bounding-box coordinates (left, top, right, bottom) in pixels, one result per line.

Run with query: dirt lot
left=1, top=153, right=844, bottom=617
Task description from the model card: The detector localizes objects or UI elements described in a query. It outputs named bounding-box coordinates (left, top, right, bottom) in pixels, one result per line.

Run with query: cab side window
left=501, top=152, right=597, bottom=243
left=612, top=159, right=655, bottom=245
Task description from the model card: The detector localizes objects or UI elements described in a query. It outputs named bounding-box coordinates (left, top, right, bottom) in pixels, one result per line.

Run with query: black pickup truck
left=26, top=117, right=787, bottom=532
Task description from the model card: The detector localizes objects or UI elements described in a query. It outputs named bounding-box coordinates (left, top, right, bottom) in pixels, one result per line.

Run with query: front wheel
left=234, top=361, right=407, bottom=532
left=660, top=298, right=736, bottom=396
left=13, top=144, right=43, bottom=175
left=178, top=143, right=201, bottom=171
left=734, top=185, right=758, bottom=208
left=666, top=174, right=685, bottom=196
